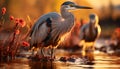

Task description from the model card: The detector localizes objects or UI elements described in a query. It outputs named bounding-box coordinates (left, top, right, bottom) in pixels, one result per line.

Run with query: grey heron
left=79, top=13, right=101, bottom=61
left=30, top=1, right=92, bottom=59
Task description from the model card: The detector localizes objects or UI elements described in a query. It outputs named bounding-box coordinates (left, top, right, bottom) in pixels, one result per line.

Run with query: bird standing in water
left=30, top=1, right=92, bottom=59
left=79, top=13, right=101, bottom=62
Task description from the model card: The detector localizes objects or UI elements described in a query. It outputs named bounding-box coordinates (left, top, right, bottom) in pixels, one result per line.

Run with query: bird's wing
left=30, top=12, right=61, bottom=46
left=79, top=24, right=88, bottom=40
left=30, top=22, right=49, bottom=45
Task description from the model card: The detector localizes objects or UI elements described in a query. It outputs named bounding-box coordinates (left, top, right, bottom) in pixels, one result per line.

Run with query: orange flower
left=19, top=19, right=24, bottom=23
left=21, top=21, right=26, bottom=27
left=19, top=19, right=26, bottom=27
left=22, top=41, right=30, bottom=47
left=15, top=30, right=20, bottom=35
left=9, top=16, right=14, bottom=21
left=112, top=28, right=120, bottom=39
left=115, top=28, right=120, bottom=33
left=1, top=7, right=6, bottom=15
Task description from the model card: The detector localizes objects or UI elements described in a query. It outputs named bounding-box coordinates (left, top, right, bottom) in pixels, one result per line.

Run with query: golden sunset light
left=0, top=0, right=120, bottom=69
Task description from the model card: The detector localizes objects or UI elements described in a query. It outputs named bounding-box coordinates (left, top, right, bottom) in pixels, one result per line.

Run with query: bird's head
left=89, top=13, right=99, bottom=24
left=61, top=1, right=92, bottom=10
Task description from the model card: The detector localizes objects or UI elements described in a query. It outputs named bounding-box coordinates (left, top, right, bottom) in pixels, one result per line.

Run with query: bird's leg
left=50, top=46, right=55, bottom=60
left=91, top=42, right=95, bottom=52
left=82, top=44, right=86, bottom=58
left=51, top=47, right=53, bottom=59
left=84, top=42, right=95, bottom=62
left=89, top=42, right=95, bottom=61
left=31, top=47, right=36, bottom=56
left=41, top=46, right=45, bottom=57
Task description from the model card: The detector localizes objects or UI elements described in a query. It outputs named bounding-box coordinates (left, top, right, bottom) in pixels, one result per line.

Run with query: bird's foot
left=49, top=56, right=55, bottom=61
left=41, top=56, right=50, bottom=62
left=40, top=56, right=55, bottom=62
left=30, top=54, right=42, bottom=61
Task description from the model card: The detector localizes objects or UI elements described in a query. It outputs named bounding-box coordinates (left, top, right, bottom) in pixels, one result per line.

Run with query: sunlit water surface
left=0, top=39, right=120, bottom=69
left=0, top=51, right=120, bottom=69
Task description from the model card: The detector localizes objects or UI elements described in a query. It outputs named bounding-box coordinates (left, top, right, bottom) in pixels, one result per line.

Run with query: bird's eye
left=69, top=4, right=74, bottom=7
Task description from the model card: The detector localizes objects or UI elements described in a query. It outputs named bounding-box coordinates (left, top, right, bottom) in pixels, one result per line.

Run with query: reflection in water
left=0, top=52, right=120, bottom=69
left=29, top=61, right=56, bottom=69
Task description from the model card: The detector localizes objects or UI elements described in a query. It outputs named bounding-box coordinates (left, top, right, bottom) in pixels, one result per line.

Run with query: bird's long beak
left=74, top=5, right=92, bottom=9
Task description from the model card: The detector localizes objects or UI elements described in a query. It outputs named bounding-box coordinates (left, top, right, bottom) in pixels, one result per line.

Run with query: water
left=0, top=52, right=120, bottom=69
left=0, top=38, right=120, bottom=69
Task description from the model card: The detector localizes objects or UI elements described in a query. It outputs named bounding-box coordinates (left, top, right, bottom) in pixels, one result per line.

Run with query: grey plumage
left=79, top=13, right=101, bottom=61
left=79, top=13, right=101, bottom=42
left=30, top=1, right=92, bottom=58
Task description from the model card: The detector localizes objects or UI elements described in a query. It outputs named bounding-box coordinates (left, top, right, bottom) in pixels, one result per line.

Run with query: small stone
left=67, top=57, right=76, bottom=62
left=59, top=57, right=67, bottom=62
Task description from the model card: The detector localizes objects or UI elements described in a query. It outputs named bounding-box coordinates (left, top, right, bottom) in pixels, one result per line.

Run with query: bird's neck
left=89, top=22, right=96, bottom=37
left=60, top=6, right=75, bottom=29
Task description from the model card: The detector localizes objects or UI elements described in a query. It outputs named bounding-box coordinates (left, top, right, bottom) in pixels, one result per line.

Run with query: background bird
left=29, top=1, right=92, bottom=59
left=79, top=13, right=101, bottom=61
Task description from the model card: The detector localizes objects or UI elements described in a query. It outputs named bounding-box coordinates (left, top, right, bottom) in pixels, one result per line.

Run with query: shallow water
left=0, top=38, right=120, bottom=69
left=0, top=52, right=120, bottom=69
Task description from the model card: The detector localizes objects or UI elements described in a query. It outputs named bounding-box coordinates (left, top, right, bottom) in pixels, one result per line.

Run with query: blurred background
left=0, top=0, right=120, bottom=37
left=0, top=0, right=120, bottom=68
